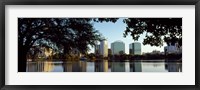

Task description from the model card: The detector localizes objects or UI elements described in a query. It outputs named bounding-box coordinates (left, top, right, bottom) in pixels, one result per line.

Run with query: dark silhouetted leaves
left=123, top=18, right=182, bottom=47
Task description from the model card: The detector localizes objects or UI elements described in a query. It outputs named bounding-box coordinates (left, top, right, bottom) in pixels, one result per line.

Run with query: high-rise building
left=95, top=44, right=100, bottom=55
left=100, top=40, right=108, bottom=57
left=129, top=42, right=141, bottom=55
left=111, top=40, right=125, bottom=55
left=164, top=42, right=182, bottom=54
left=108, top=49, right=112, bottom=55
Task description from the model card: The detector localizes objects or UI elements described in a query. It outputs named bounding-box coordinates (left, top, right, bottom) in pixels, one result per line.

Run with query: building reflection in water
left=103, top=60, right=108, bottom=72
left=72, top=61, right=81, bottom=72
left=80, top=61, right=87, bottom=72
left=86, top=62, right=95, bottom=72
left=130, top=61, right=142, bottom=72
left=62, top=61, right=87, bottom=72
left=111, top=62, right=125, bottom=72
left=129, top=61, right=182, bottom=72
left=125, top=62, right=130, bottom=72
left=95, top=60, right=108, bottom=72
left=95, top=61, right=101, bottom=72
left=27, top=61, right=54, bottom=72
left=51, top=62, right=64, bottom=72
left=43, top=61, right=54, bottom=72
left=26, top=60, right=182, bottom=72
left=141, top=62, right=167, bottom=72
left=63, top=61, right=73, bottom=72
left=165, top=62, right=182, bottom=72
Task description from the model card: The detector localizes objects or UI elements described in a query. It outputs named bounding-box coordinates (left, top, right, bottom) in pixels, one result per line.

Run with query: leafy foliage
left=123, top=18, right=182, bottom=47
left=18, top=18, right=118, bottom=56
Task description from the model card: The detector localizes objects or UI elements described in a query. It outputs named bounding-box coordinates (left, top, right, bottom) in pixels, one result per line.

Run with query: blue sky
left=89, top=18, right=166, bottom=54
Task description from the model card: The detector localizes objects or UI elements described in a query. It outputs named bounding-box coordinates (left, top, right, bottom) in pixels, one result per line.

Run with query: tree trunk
left=18, top=46, right=28, bottom=72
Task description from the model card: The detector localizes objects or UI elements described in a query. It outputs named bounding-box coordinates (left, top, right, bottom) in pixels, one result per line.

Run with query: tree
left=18, top=18, right=118, bottom=72
left=123, top=18, right=182, bottom=47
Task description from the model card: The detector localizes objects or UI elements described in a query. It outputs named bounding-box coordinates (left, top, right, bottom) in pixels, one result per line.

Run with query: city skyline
left=111, top=40, right=125, bottom=55
left=18, top=18, right=182, bottom=72
left=89, top=18, right=167, bottom=54
left=129, top=42, right=142, bottom=55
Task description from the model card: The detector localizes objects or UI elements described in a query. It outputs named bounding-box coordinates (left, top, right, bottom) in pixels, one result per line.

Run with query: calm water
left=26, top=60, right=182, bottom=72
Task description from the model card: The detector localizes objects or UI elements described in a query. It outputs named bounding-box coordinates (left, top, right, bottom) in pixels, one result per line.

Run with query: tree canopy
left=18, top=18, right=118, bottom=56
left=123, top=18, right=182, bottom=47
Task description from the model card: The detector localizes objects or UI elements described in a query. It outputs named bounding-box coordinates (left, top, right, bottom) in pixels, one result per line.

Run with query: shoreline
left=27, top=58, right=182, bottom=62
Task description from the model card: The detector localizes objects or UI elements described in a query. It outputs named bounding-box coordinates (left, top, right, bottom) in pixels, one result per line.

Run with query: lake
left=26, top=60, right=182, bottom=72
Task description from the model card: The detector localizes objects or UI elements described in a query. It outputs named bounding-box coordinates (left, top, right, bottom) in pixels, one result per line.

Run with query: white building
left=100, top=40, right=108, bottom=57
left=129, top=42, right=142, bottom=55
left=111, top=40, right=125, bottom=55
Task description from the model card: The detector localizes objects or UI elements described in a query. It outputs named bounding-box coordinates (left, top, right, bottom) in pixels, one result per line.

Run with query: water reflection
left=26, top=60, right=182, bottom=72
left=111, top=62, right=125, bottom=72
left=94, top=60, right=109, bottom=72
left=130, top=62, right=142, bottom=72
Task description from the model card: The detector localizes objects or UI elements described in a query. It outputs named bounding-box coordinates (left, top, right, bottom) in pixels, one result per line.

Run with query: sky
left=89, top=18, right=167, bottom=54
